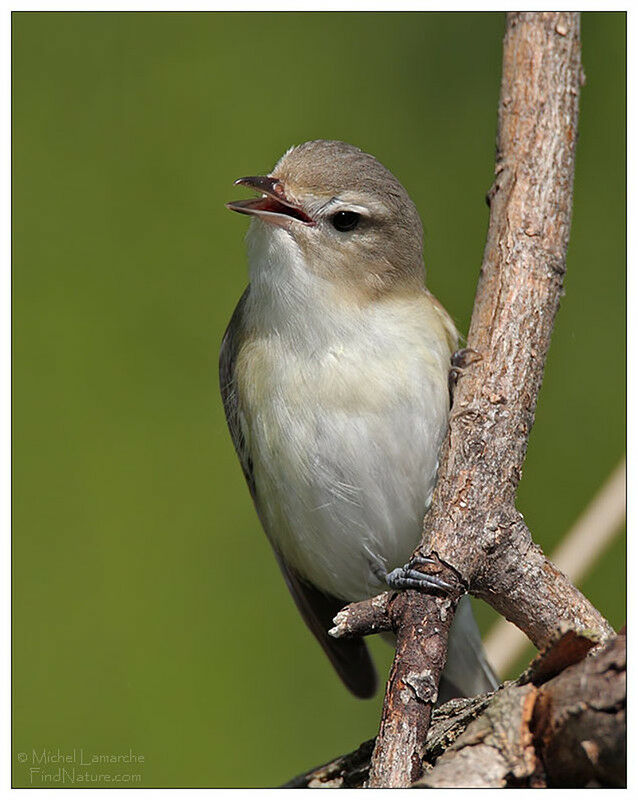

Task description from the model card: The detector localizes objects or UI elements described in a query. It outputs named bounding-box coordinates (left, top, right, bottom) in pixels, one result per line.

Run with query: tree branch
left=485, top=457, right=625, bottom=676
left=329, top=12, right=615, bottom=787
left=286, top=632, right=626, bottom=788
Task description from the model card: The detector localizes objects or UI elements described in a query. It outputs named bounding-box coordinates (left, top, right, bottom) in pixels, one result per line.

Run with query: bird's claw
left=449, top=348, right=482, bottom=403
left=386, top=555, right=456, bottom=595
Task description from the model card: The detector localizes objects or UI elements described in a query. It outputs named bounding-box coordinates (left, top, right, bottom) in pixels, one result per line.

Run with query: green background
left=13, top=11, right=625, bottom=788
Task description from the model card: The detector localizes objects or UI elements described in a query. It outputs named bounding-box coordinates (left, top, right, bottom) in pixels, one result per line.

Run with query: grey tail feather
left=440, top=595, right=500, bottom=701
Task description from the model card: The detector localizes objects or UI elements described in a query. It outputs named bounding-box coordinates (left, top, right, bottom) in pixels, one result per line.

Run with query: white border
left=5, top=3, right=631, bottom=795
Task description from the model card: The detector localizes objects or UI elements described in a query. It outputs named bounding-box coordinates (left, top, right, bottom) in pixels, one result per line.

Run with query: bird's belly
left=242, top=350, right=449, bottom=602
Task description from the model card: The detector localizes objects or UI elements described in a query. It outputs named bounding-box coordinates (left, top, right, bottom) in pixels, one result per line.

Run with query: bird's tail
left=438, top=595, right=499, bottom=703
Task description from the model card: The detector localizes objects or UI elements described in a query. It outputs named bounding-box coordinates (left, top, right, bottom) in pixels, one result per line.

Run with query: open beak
left=226, top=176, right=315, bottom=227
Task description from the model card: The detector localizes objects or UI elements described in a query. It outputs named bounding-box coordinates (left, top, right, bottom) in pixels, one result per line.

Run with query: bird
left=220, top=140, right=497, bottom=700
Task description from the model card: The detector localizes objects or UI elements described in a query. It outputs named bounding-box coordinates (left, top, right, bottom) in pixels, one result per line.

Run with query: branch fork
left=329, top=554, right=464, bottom=640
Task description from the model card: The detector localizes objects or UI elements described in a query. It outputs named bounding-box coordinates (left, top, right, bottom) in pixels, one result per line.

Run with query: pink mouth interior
left=229, top=195, right=314, bottom=224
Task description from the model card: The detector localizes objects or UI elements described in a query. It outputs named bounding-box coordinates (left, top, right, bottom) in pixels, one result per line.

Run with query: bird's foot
left=448, top=347, right=482, bottom=403
left=386, top=555, right=456, bottom=595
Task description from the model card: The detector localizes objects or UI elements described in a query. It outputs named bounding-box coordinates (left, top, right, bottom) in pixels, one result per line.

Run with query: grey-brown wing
left=219, top=288, right=255, bottom=495
left=275, top=554, right=377, bottom=698
left=219, top=289, right=377, bottom=698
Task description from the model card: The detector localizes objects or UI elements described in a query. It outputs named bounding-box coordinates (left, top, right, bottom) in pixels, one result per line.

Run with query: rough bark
left=286, top=633, right=626, bottom=789
left=329, top=11, right=615, bottom=788
left=531, top=634, right=626, bottom=788
left=284, top=694, right=492, bottom=789
left=419, top=632, right=627, bottom=788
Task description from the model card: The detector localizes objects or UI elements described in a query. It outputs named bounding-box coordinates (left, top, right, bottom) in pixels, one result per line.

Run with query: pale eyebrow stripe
left=317, top=197, right=371, bottom=216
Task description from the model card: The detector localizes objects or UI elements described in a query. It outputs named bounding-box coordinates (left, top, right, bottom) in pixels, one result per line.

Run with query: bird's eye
left=331, top=210, right=360, bottom=232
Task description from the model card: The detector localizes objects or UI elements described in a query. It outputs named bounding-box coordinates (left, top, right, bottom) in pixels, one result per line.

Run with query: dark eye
left=331, top=210, right=360, bottom=232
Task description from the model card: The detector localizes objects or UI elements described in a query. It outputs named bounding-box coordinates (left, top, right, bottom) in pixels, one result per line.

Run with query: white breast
left=237, top=222, right=454, bottom=601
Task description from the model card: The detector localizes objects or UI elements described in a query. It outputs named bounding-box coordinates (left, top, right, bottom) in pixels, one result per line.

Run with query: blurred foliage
left=12, top=11, right=625, bottom=788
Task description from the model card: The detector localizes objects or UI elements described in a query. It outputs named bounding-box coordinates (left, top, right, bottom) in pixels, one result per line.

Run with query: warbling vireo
left=221, top=140, right=497, bottom=699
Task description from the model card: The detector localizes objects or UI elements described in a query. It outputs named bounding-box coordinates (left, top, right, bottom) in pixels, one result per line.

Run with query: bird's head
left=227, top=140, right=425, bottom=298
